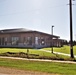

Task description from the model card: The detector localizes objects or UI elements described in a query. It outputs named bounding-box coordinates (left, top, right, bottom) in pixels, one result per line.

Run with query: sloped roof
left=0, top=28, right=59, bottom=38
left=0, top=28, right=33, bottom=33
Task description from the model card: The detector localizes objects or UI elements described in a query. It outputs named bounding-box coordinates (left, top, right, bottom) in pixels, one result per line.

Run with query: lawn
left=0, top=46, right=75, bottom=56
left=0, top=48, right=52, bottom=56
left=43, top=45, right=76, bottom=55
left=0, top=58, right=76, bottom=75
left=0, top=48, right=71, bottom=60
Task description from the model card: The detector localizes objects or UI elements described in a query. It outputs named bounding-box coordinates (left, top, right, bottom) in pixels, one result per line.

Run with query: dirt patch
left=0, top=66, right=59, bottom=75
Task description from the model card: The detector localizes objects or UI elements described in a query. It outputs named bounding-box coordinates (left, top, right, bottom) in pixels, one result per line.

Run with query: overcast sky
left=0, top=0, right=76, bottom=40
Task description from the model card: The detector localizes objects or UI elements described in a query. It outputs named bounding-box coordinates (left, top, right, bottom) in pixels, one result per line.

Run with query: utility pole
left=69, top=0, right=74, bottom=58
left=51, top=25, right=54, bottom=53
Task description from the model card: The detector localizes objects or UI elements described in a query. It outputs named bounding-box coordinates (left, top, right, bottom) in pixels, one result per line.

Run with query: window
left=23, top=37, right=27, bottom=45
left=41, top=37, right=45, bottom=45
left=0, top=38, right=1, bottom=45
left=4, top=37, right=8, bottom=45
left=2, top=37, right=4, bottom=45
left=35, top=37, right=38, bottom=45
left=24, top=37, right=32, bottom=45
left=11, top=37, right=19, bottom=45
left=27, top=37, right=32, bottom=45
left=0, top=37, right=8, bottom=45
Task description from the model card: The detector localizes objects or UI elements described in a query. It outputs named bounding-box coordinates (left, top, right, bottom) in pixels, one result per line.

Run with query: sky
left=0, top=0, right=76, bottom=41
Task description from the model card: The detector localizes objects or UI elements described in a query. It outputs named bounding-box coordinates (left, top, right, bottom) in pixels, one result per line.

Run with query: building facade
left=0, top=28, right=65, bottom=48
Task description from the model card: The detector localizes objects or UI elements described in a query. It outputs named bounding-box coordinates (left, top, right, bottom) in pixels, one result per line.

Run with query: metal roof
left=0, top=28, right=32, bottom=33
left=0, top=28, right=59, bottom=38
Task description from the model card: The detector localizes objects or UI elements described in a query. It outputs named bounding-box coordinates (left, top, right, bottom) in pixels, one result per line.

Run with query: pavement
left=0, top=56, right=76, bottom=64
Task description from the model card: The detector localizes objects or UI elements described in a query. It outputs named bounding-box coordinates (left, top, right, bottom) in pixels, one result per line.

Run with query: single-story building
left=0, top=28, right=65, bottom=48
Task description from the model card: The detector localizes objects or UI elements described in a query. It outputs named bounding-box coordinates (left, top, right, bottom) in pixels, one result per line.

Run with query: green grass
left=0, top=48, right=72, bottom=60
left=0, top=48, right=26, bottom=53
left=0, top=48, right=76, bottom=74
left=0, top=46, right=76, bottom=56
left=43, top=45, right=76, bottom=55
left=0, top=48, right=68, bottom=57
left=0, top=48, right=58, bottom=58
left=0, top=58, right=76, bottom=75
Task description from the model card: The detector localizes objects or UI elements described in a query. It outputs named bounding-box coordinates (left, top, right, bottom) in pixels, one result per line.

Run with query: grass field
left=0, top=47, right=76, bottom=75
left=0, top=48, right=53, bottom=56
left=43, top=45, right=76, bottom=55
left=0, top=46, right=76, bottom=55
left=0, top=58, right=76, bottom=75
left=0, top=48, right=70, bottom=60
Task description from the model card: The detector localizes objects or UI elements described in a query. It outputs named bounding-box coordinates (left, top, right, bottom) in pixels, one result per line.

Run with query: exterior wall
left=0, top=32, right=35, bottom=48
left=53, top=39, right=64, bottom=47
left=33, top=32, right=51, bottom=48
left=0, top=32, right=63, bottom=48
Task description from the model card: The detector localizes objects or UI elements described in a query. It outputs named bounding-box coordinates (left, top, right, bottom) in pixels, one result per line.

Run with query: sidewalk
left=0, top=56, right=76, bottom=64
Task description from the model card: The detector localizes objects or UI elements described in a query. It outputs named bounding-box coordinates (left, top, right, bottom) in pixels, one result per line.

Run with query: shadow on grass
left=0, top=52, right=76, bottom=61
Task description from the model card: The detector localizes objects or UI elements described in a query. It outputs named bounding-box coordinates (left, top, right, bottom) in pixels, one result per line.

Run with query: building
left=0, top=28, right=65, bottom=48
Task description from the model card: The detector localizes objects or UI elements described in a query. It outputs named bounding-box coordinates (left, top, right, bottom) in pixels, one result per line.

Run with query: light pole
left=51, top=25, right=54, bottom=53
left=69, top=0, right=74, bottom=58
